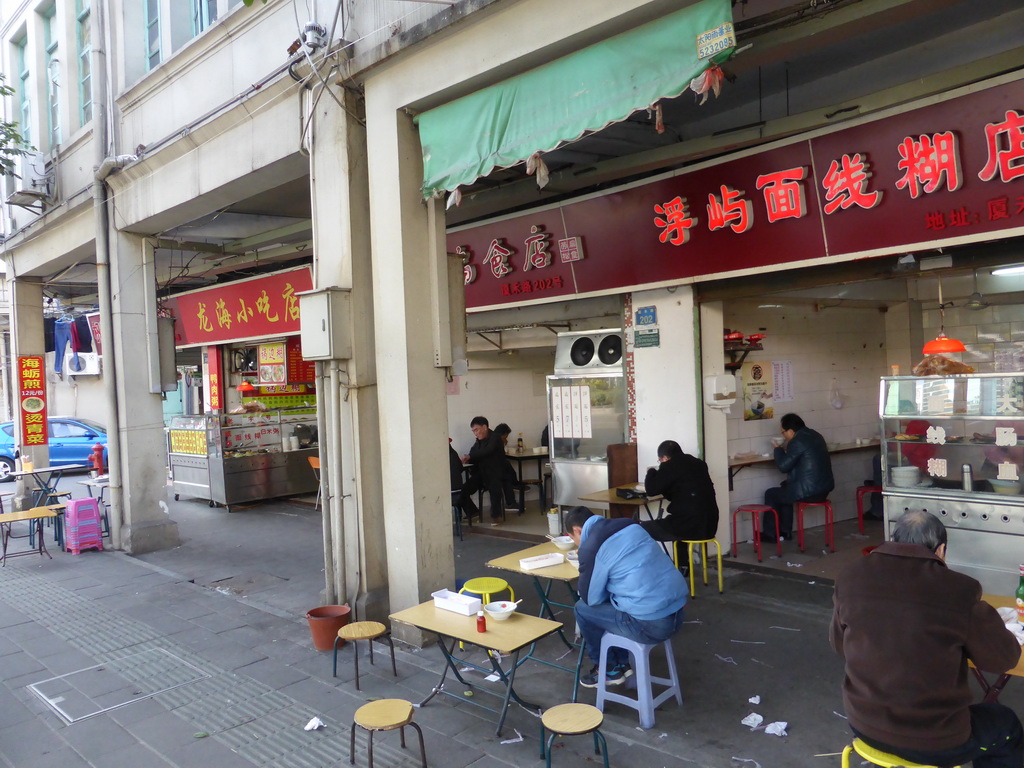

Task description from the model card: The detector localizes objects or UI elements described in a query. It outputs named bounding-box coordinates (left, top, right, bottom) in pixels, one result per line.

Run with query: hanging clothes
left=54, top=318, right=75, bottom=374
left=44, top=317, right=56, bottom=353
left=73, top=316, right=93, bottom=353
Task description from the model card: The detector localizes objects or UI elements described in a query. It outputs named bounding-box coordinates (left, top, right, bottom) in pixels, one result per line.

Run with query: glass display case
left=880, top=373, right=1024, bottom=596
left=881, top=374, right=1024, bottom=495
left=167, top=409, right=319, bottom=511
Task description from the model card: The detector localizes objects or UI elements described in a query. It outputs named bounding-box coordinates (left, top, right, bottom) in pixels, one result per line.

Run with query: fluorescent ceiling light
left=991, top=265, right=1024, bottom=276
left=757, top=304, right=783, bottom=309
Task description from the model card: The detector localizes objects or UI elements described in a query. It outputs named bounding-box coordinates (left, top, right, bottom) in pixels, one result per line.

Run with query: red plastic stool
left=795, top=500, right=834, bottom=553
left=731, top=505, right=781, bottom=562
left=855, top=485, right=882, bottom=534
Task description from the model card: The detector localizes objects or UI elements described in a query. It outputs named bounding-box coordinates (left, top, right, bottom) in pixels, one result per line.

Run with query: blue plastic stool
left=595, top=633, right=681, bottom=729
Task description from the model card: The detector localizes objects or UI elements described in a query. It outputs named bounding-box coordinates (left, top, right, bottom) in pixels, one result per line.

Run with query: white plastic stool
left=595, top=633, right=682, bottom=729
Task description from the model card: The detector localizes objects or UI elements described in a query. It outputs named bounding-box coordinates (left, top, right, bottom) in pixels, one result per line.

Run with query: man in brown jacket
left=831, top=510, right=1022, bottom=767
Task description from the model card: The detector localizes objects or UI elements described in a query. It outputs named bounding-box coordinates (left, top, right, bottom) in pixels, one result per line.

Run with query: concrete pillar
left=364, top=96, right=454, bottom=638
left=309, top=87, right=388, bottom=619
left=8, top=278, right=49, bottom=508
left=699, top=301, right=731, bottom=549
left=109, top=231, right=179, bottom=553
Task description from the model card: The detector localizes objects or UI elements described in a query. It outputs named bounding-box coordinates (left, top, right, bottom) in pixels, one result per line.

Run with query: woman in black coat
left=642, top=440, right=719, bottom=542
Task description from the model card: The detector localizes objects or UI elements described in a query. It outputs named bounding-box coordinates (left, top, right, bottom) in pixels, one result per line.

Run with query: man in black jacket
left=642, top=440, right=718, bottom=542
left=457, top=416, right=506, bottom=526
left=762, top=412, right=834, bottom=541
left=831, top=511, right=1022, bottom=767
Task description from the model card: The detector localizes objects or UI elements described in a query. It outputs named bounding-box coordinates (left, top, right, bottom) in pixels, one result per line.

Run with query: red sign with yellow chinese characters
left=450, top=76, right=1024, bottom=309
left=17, top=356, right=47, bottom=448
left=205, top=345, right=224, bottom=411
left=166, top=267, right=312, bottom=347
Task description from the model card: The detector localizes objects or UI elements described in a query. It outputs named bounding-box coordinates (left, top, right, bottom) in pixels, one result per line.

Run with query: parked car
left=0, top=417, right=108, bottom=481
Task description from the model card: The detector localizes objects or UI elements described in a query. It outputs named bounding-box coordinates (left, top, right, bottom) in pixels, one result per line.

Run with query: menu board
left=551, top=384, right=593, bottom=439
left=286, top=336, right=315, bottom=383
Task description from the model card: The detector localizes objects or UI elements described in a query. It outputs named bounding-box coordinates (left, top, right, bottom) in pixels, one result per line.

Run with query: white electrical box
left=299, top=288, right=352, bottom=360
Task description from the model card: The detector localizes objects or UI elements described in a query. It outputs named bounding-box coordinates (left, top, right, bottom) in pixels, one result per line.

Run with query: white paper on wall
left=580, top=385, right=592, bottom=439
left=570, top=386, right=583, bottom=439
left=773, top=361, right=794, bottom=403
left=552, top=387, right=565, bottom=438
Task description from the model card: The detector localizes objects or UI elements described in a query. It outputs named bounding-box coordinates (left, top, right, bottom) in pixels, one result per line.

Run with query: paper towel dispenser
left=704, top=374, right=737, bottom=410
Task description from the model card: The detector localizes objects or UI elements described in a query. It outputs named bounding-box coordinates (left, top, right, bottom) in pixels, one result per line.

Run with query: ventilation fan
left=232, top=347, right=258, bottom=373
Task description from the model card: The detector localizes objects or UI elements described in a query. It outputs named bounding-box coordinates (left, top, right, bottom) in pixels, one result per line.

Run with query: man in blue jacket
left=763, top=412, right=834, bottom=541
left=565, top=506, right=688, bottom=687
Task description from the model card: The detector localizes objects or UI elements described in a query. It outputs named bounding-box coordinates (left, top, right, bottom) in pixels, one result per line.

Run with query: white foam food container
left=431, top=589, right=482, bottom=616
left=519, top=552, right=565, bottom=571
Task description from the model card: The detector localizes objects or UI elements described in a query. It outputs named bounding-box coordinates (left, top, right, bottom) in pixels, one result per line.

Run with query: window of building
left=16, top=37, right=31, bottom=148
left=43, top=6, right=61, bottom=148
left=77, top=0, right=92, bottom=126
left=191, top=0, right=218, bottom=36
left=145, top=0, right=161, bottom=70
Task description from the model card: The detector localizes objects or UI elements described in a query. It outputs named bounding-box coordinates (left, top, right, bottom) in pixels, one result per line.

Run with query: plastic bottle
left=516, top=433, right=524, bottom=454
left=476, top=610, right=486, bottom=633
left=1016, top=564, right=1024, bottom=625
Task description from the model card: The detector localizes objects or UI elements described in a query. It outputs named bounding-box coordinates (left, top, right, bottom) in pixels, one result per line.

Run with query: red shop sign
left=165, top=266, right=313, bottom=347
left=17, top=356, right=47, bottom=448
left=450, top=76, right=1024, bottom=309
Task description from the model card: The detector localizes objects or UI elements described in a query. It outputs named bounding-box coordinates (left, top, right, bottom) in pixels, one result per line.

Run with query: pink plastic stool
left=855, top=485, right=882, bottom=534
left=65, top=498, right=103, bottom=555
left=795, top=500, right=834, bottom=553
left=731, top=505, right=781, bottom=562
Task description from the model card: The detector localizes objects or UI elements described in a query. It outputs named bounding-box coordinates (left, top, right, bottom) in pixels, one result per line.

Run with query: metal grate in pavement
left=28, top=647, right=211, bottom=724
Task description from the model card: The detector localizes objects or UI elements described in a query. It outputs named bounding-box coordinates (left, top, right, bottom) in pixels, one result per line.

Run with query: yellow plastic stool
left=458, top=577, right=514, bottom=650
left=459, top=577, right=514, bottom=604
left=841, top=738, right=960, bottom=768
left=672, top=539, right=723, bottom=597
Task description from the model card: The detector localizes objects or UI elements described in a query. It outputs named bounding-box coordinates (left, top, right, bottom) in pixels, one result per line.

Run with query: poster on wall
left=741, top=361, right=774, bottom=421
left=258, top=342, right=287, bottom=385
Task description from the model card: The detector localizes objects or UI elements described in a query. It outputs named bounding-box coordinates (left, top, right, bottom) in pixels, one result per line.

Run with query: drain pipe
left=92, top=0, right=135, bottom=549
left=94, top=155, right=135, bottom=549
left=315, top=360, right=337, bottom=603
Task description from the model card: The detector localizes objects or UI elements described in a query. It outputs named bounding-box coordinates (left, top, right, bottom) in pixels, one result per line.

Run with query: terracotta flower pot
left=305, top=605, right=352, bottom=651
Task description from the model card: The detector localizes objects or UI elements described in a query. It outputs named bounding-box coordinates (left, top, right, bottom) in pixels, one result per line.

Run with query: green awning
left=416, top=0, right=734, bottom=198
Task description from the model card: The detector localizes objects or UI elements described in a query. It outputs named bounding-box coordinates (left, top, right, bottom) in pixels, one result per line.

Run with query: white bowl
left=551, top=536, right=576, bottom=551
left=989, top=479, right=1022, bottom=495
left=483, top=601, right=517, bottom=621
left=890, top=467, right=920, bottom=487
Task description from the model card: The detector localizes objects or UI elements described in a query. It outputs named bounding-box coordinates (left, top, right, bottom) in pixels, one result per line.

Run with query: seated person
left=831, top=510, right=1022, bottom=768
left=763, top=412, right=834, bottom=541
left=449, top=438, right=464, bottom=495
left=492, top=422, right=520, bottom=509
left=642, top=440, right=719, bottom=542
left=565, top=506, right=688, bottom=687
left=457, top=416, right=506, bottom=526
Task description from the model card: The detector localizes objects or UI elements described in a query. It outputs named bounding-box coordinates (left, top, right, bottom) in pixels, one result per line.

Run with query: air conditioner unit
left=64, top=351, right=101, bottom=376
left=553, top=329, right=624, bottom=375
left=5, top=151, right=50, bottom=208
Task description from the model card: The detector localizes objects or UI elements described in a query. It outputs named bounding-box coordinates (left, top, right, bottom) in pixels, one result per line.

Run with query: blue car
left=0, top=417, right=108, bottom=481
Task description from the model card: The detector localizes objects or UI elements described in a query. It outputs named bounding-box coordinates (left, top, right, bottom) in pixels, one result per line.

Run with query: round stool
left=539, top=703, right=608, bottom=768
left=795, top=500, right=835, bottom=552
left=459, top=576, right=515, bottom=604
left=349, top=699, right=427, bottom=768
left=731, top=504, right=781, bottom=561
left=842, top=738, right=960, bottom=768
left=333, top=621, right=397, bottom=691
left=672, top=538, right=723, bottom=596
left=855, top=485, right=883, bottom=533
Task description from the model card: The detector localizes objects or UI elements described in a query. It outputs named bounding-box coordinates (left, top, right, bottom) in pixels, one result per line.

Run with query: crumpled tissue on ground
left=741, top=712, right=763, bottom=729
left=748, top=695, right=760, bottom=704
left=764, top=721, right=788, bottom=737
left=304, top=717, right=325, bottom=731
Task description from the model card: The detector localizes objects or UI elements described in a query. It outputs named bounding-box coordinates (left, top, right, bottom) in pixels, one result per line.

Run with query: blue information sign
left=635, top=306, right=658, bottom=327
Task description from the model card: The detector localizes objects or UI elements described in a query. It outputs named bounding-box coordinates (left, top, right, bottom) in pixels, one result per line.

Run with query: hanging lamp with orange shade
left=922, top=276, right=965, bottom=356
